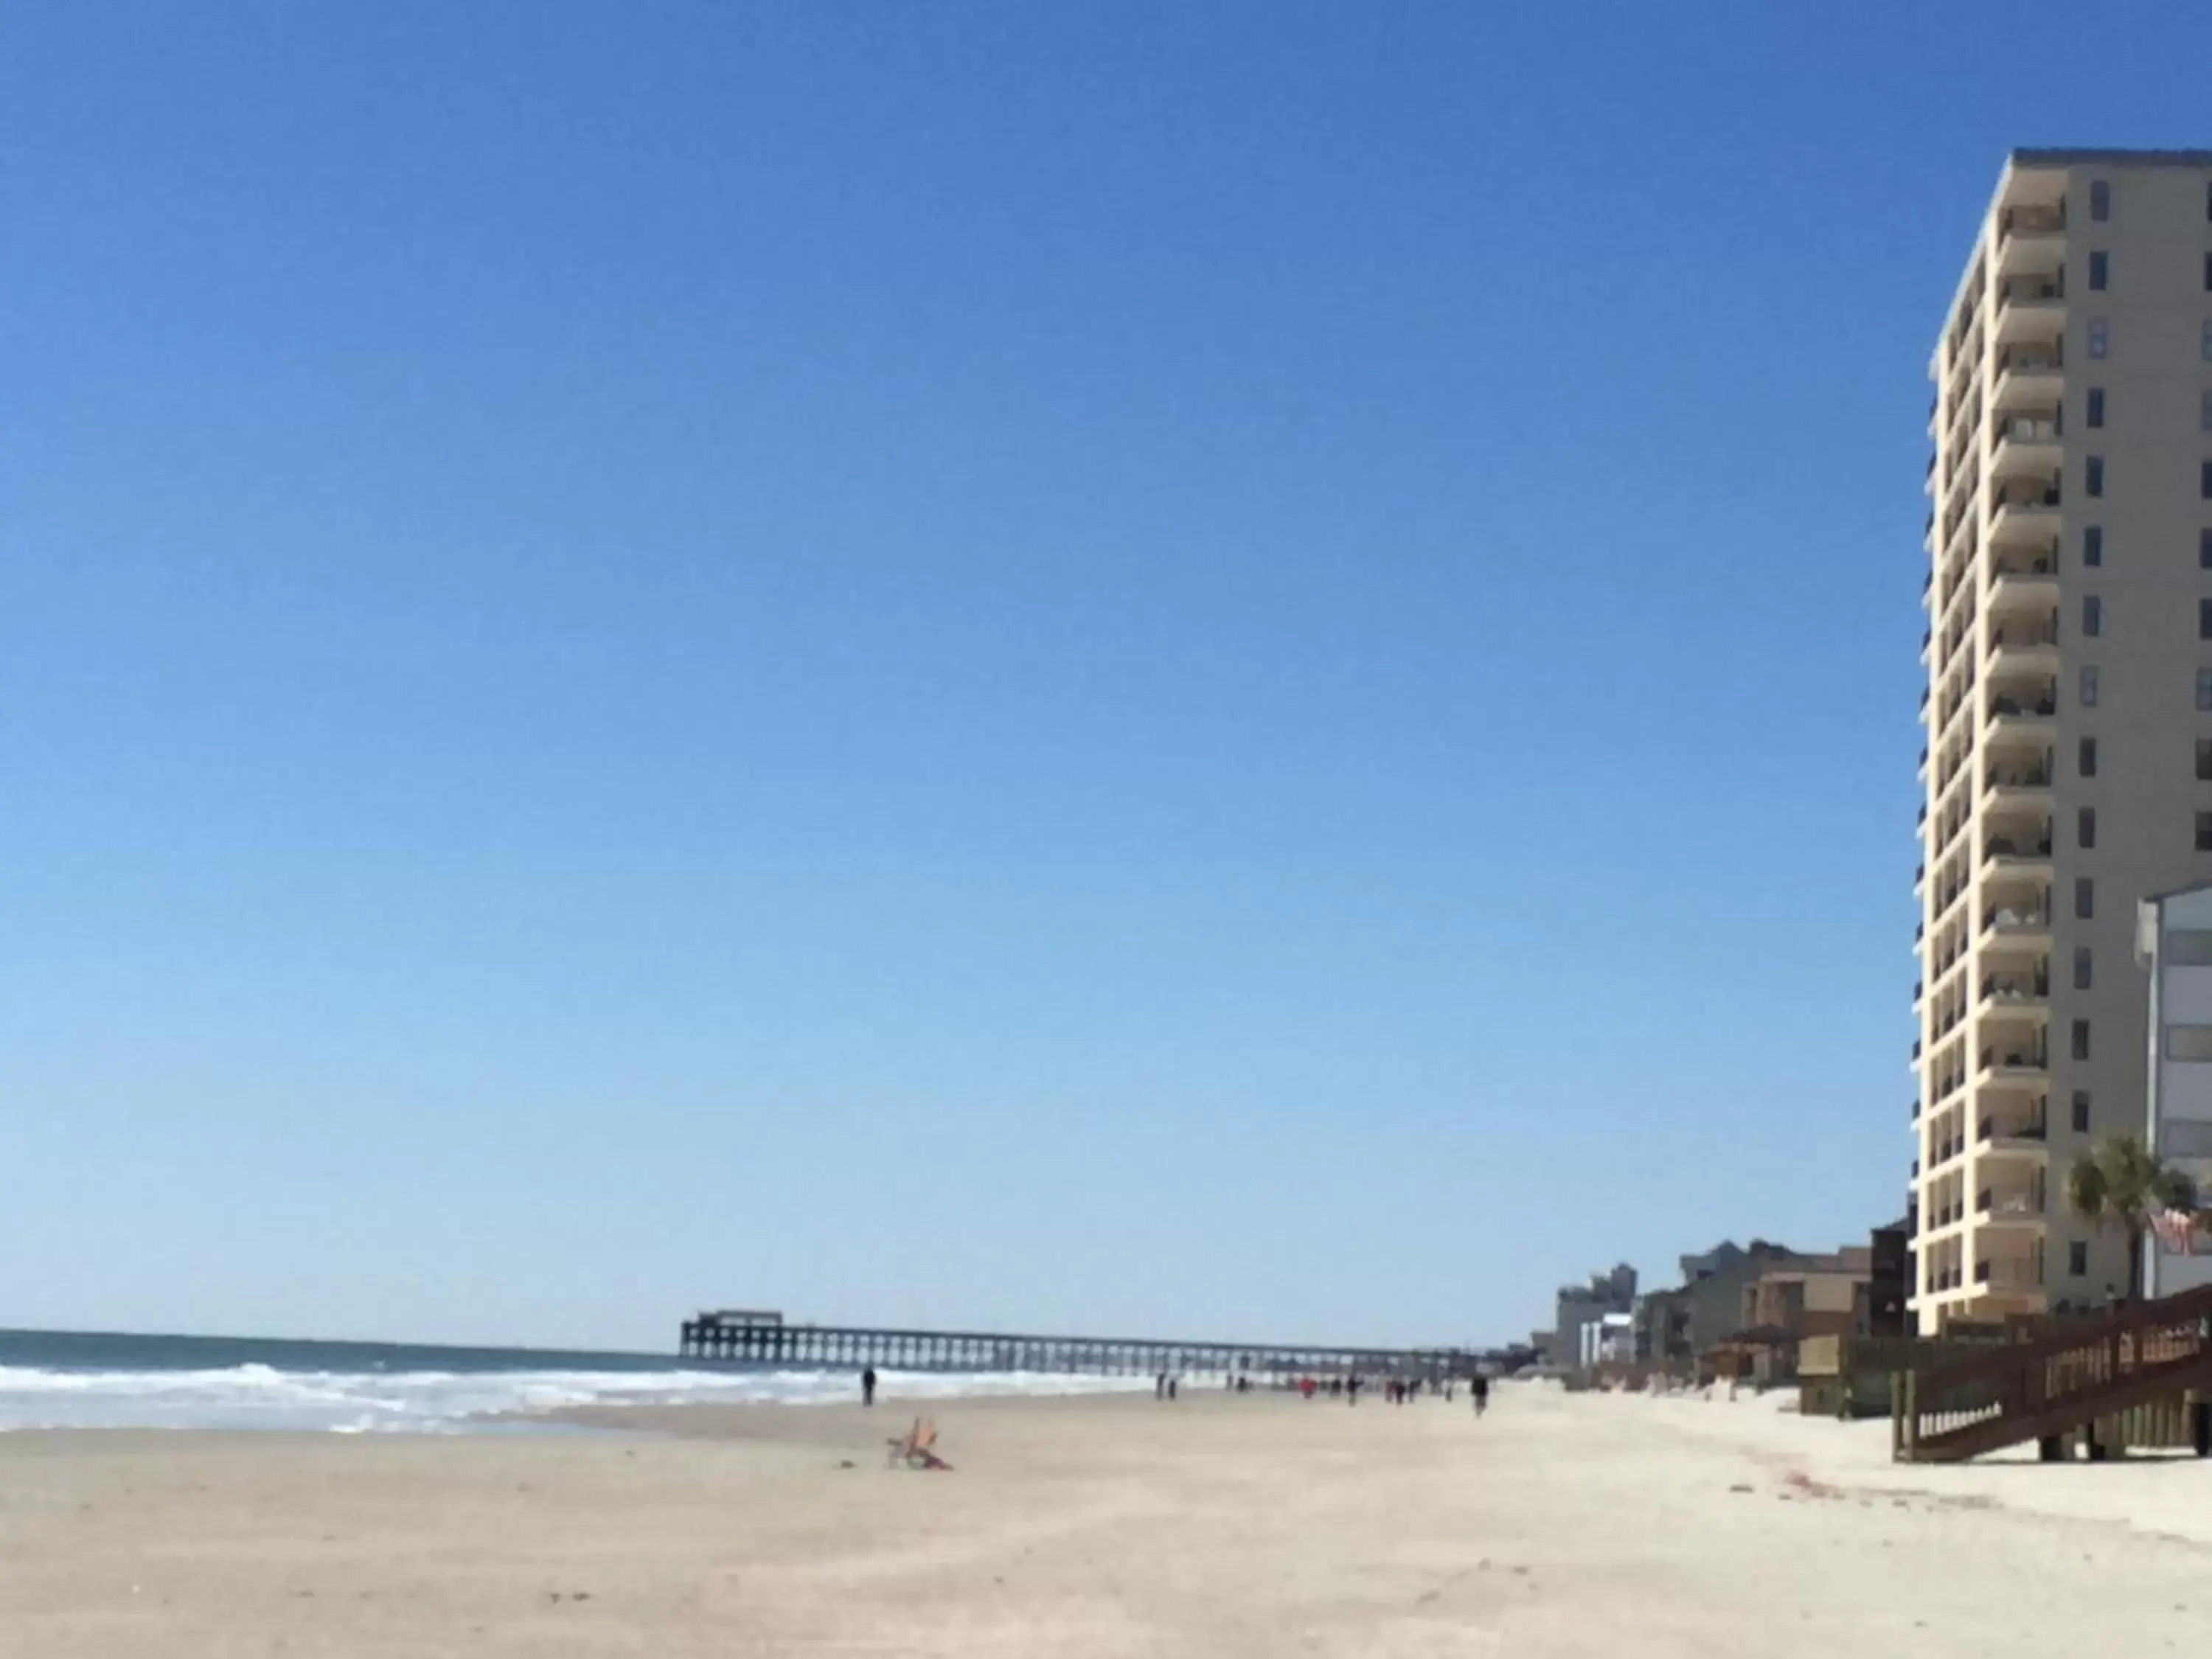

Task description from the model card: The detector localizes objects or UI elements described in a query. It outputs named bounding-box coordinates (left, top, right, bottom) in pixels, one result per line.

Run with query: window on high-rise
left=2085, top=525, right=2104, bottom=566
left=2201, top=597, right=2212, bottom=639
left=2076, top=946, right=2093, bottom=989
left=2197, top=811, right=2212, bottom=852
left=2204, top=320, right=2212, bottom=362
left=2202, top=390, right=2212, bottom=432
left=2087, top=457, right=2105, bottom=498
left=2090, top=317, right=2110, bottom=359
left=2081, top=665, right=2099, bottom=707
left=2087, top=387, right=2106, bottom=428
left=2079, top=805, right=2097, bottom=848
left=2090, top=180, right=2110, bottom=220
left=2072, top=1092, right=2091, bottom=1133
left=2090, top=251, right=2109, bottom=291
left=2198, top=667, right=2212, bottom=711
left=2070, top=1241, right=2089, bottom=1276
left=2076, top=877, right=2095, bottom=919
left=2199, top=737, right=2212, bottom=780
left=2073, top=1020, right=2091, bottom=1061
left=2079, top=735, right=2098, bottom=775
left=2202, top=527, right=2212, bottom=568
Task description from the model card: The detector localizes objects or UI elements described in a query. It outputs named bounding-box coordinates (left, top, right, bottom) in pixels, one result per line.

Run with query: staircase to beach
left=1895, top=1282, right=2212, bottom=1463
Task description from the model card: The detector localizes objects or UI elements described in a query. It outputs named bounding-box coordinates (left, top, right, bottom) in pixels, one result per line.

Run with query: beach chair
left=885, top=1416, right=953, bottom=1471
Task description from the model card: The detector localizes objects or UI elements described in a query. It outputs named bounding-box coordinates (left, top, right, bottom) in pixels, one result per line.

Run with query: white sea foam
left=0, top=1364, right=1158, bottom=1433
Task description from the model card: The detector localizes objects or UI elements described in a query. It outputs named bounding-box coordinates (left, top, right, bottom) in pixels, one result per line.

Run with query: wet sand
left=3, top=1382, right=2211, bottom=1656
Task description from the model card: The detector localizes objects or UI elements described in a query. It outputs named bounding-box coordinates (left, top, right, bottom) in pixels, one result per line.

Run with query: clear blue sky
left=7, top=3, right=2210, bottom=1353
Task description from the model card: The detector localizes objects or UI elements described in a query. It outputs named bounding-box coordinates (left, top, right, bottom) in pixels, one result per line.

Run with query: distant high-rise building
left=1915, top=150, right=2212, bottom=1331
left=1550, top=1262, right=1636, bottom=1368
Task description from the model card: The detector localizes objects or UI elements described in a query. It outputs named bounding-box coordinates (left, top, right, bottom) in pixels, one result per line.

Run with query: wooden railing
left=1896, top=1284, right=2212, bottom=1463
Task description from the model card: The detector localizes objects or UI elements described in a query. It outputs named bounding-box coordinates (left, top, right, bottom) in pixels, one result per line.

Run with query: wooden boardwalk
left=1895, top=1282, right=2212, bottom=1462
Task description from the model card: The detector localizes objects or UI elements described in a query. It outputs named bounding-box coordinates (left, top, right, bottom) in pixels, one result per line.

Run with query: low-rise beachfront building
left=1703, top=1248, right=1876, bottom=1387
left=1680, top=1241, right=1800, bottom=1360
left=1740, top=1248, right=1873, bottom=1339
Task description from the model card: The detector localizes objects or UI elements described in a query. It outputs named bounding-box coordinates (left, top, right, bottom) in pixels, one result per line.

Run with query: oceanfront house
left=1705, top=1251, right=1874, bottom=1388
left=1678, top=1240, right=1800, bottom=1361
left=1740, top=1249, right=1873, bottom=1339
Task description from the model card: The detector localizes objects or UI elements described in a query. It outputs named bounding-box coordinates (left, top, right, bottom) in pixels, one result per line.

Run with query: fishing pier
left=678, top=1309, right=1470, bottom=1380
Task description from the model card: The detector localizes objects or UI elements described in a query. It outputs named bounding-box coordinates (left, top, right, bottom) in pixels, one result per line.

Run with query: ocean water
left=0, top=1329, right=1156, bottom=1433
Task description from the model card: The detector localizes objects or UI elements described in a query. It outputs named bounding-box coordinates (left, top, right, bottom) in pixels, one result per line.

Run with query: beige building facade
left=1916, top=150, right=2212, bottom=1332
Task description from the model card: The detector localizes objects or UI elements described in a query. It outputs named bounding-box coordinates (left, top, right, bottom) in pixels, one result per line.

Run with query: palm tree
left=2065, top=1135, right=2198, bottom=1302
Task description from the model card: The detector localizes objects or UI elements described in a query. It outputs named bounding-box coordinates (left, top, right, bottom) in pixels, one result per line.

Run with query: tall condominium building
left=1914, top=150, right=2212, bottom=1333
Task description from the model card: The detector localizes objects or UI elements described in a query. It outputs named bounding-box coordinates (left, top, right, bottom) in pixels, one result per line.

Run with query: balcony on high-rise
left=1980, top=747, right=2054, bottom=813
left=1984, top=677, right=2058, bottom=736
left=1994, top=272, right=2065, bottom=347
left=1979, top=886, right=2052, bottom=948
left=1975, top=1170, right=2048, bottom=1228
left=1994, top=344, right=2065, bottom=403
left=1989, top=411, right=2062, bottom=479
left=1972, top=1251, right=2045, bottom=1293
left=1990, top=475, right=2062, bottom=542
left=1976, top=1095, right=2050, bottom=1160
left=1995, top=201, right=2066, bottom=265
left=1976, top=1038, right=2049, bottom=1085
left=1986, top=614, right=2061, bottom=676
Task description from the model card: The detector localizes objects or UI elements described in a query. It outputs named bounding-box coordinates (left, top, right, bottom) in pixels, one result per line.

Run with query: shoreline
left=0, top=1357, right=1169, bottom=1436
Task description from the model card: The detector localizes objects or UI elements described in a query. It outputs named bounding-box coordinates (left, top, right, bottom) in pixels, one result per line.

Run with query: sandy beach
left=4, top=1383, right=2212, bottom=1656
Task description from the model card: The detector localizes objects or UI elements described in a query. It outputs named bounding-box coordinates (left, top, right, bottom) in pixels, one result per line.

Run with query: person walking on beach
left=861, top=1367, right=877, bottom=1408
left=1471, top=1374, right=1489, bottom=1417
left=1346, top=1374, right=1362, bottom=1407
